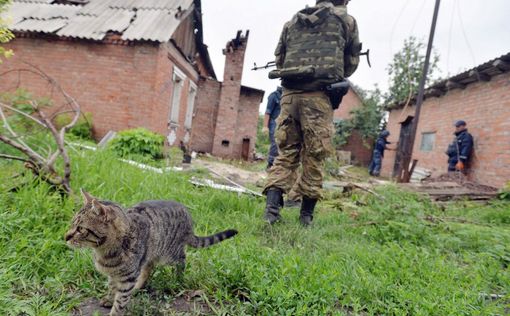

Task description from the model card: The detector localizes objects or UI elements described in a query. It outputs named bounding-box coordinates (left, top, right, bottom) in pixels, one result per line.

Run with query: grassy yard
left=0, top=149, right=509, bottom=315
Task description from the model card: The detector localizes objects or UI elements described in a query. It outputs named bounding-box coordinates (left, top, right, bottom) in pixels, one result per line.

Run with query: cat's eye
left=77, top=226, right=87, bottom=234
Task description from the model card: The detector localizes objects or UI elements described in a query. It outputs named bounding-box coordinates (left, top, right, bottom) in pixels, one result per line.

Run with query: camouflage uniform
left=264, top=89, right=334, bottom=199
left=264, top=1, right=360, bottom=201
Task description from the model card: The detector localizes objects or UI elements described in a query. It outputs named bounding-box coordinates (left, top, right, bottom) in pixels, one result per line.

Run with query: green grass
left=0, top=148, right=509, bottom=315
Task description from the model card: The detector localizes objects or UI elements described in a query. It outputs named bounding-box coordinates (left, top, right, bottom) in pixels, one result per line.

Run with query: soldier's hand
left=455, top=161, right=465, bottom=171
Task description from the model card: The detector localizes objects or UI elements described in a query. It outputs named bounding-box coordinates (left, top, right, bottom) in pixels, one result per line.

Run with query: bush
left=54, top=112, right=93, bottom=140
left=0, top=89, right=52, bottom=132
left=109, top=128, right=164, bottom=160
left=499, top=182, right=510, bottom=200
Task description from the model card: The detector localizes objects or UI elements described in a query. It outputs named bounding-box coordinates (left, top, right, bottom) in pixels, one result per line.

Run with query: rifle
left=251, top=61, right=276, bottom=71
left=251, top=49, right=371, bottom=72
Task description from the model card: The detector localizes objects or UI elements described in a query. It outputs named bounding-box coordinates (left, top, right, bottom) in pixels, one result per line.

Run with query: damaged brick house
left=382, top=52, right=510, bottom=188
left=333, top=87, right=373, bottom=166
left=1, top=0, right=264, bottom=160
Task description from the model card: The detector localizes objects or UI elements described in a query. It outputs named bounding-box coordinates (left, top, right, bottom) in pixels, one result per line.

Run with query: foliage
left=0, top=89, right=53, bottom=132
left=334, top=87, right=385, bottom=148
left=499, top=182, right=510, bottom=200
left=55, top=112, right=93, bottom=140
left=109, top=128, right=164, bottom=161
left=1, top=152, right=509, bottom=314
left=386, top=36, right=441, bottom=108
left=256, top=115, right=270, bottom=156
left=0, top=0, right=14, bottom=63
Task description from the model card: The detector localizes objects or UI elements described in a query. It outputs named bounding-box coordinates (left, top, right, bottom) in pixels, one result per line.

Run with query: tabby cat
left=65, top=190, right=238, bottom=316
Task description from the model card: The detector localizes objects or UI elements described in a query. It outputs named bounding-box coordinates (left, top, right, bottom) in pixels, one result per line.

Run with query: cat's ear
left=91, top=199, right=115, bottom=222
left=80, top=189, right=94, bottom=204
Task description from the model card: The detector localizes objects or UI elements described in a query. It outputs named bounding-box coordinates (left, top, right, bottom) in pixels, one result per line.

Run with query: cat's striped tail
left=188, top=229, right=238, bottom=248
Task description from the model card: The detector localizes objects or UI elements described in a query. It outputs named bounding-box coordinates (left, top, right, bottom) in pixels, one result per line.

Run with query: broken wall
left=383, top=72, right=510, bottom=188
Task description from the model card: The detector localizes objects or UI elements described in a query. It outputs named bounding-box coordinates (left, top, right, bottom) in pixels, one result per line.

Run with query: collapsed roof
left=5, top=0, right=195, bottom=42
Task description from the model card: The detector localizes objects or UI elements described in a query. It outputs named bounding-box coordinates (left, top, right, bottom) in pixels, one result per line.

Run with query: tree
left=386, top=36, right=440, bottom=108
left=334, top=86, right=386, bottom=148
left=0, top=0, right=14, bottom=63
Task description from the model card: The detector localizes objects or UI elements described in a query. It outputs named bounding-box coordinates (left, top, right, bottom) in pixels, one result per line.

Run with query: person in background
left=446, top=120, right=474, bottom=173
left=368, top=130, right=394, bottom=177
left=262, top=86, right=283, bottom=170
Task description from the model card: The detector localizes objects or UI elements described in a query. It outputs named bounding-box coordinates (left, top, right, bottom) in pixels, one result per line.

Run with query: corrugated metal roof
left=58, top=9, right=135, bottom=40
left=5, top=0, right=194, bottom=42
left=122, top=10, right=179, bottom=42
left=12, top=0, right=53, bottom=3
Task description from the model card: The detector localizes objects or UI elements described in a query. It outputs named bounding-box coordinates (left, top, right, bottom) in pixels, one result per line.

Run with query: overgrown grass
left=0, top=149, right=509, bottom=315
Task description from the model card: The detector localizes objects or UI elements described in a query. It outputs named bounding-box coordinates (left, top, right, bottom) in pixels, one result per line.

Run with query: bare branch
left=0, top=134, right=45, bottom=163
left=0, top=154, right=32, bottom=164
left=0, top=101, right=45, bottom=127
left=0, top=64, right=80, bottom=194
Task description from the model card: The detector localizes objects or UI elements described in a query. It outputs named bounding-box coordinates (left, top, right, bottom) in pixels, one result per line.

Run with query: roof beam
left=493, top=59, right=510, bottom=72
left=446, top=80, right=466, bottom=90
left=425, top=88, right=444, bottom=98
left=469, top=70, right=491, bottom=82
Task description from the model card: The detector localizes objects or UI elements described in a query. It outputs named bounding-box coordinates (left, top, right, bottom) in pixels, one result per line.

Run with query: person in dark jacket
left=446, top=120, right=474, bottom=173
left=263, top=86, right=283, bottom=169
left=368, top=130, right=393, bottom=177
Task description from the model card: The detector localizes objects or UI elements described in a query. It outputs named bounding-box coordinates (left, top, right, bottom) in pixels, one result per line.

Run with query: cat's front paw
left=99, top=297, right=113, bottom=308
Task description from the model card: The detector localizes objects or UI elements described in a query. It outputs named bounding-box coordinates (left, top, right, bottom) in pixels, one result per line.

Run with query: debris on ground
left=425, top=173, right=498, bottom=193
left=402, top=174, right=498, bottom=202
left=411, top=167, right=432, bottom=182
left=190, top=177, right=263, bottom=197
left=193, top=159, right=266, bottom=187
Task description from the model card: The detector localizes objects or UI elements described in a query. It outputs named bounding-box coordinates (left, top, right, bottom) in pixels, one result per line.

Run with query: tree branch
left=0, top=154, right=32, bottom=164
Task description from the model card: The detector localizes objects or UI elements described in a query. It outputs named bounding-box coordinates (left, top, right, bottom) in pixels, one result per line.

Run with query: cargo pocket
left=276, top=116, right=293, bottom=149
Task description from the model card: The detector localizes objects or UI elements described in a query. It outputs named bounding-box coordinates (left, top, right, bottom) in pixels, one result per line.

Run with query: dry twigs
left=0, top=64, right=80, bottom=194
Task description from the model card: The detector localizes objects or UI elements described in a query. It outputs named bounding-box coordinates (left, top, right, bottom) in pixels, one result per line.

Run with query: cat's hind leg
left=175, top=248, right=186, bottom=283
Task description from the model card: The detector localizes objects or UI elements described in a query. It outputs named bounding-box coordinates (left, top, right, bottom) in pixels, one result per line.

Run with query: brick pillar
left=212, top=30, right=249, bottom=158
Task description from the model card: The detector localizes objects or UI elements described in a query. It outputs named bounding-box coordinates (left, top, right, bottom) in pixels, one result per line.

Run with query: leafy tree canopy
left=385, top=36, right=440, bottom=109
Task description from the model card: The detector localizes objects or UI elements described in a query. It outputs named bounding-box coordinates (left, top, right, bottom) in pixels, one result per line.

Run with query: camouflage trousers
left=264, top=89, right=334, bottom=199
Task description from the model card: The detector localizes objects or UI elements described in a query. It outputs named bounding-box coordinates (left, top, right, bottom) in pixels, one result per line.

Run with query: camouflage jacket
left=274, top=2, right=361, bottom=80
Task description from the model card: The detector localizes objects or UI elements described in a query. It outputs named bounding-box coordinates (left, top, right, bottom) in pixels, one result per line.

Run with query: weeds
left=0, top=150, right=509, bottom=315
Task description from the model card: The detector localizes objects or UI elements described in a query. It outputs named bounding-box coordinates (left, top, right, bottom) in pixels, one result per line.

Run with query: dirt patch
left=168, top=292, right=213, bottom=315
left=73, top=291, right=213, bottom=316
left=73, top=298, right=109, bottom=316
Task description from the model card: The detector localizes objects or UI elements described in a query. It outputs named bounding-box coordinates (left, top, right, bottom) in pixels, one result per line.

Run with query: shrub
left=54, top=112, right=93, bottom=140
left=499, top=182, right=510, bottom=200
left=109, top=128, right=164, bottom=160
left=0, top=89, right=52, bottom=132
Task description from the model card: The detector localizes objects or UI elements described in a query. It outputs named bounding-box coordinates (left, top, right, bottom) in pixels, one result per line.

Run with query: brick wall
left=382, top=72, right=510, bottom=188
left=333, top=88, right=373, bottom=166
left=0, top=37, right=200, bottom=147
left=234, top=89, right=263, bottom=160
left=333, top=88, right=363, bottom=120
left=1, top=37, right=160, bottom=139
left=212, top=34, right=248, bottom=158
left=190, top=77, right=221, bottom=153
left=341, top=131, right=373, bottom=166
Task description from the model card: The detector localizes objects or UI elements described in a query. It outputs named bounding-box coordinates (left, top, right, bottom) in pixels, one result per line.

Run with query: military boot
left=263, top=188, right=283, bottom=224
left=299, top=196, right=318, bottom=227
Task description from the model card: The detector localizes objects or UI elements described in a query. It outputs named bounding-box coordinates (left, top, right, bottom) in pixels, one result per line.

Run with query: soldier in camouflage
left=263, top=0, right=361, bottom=226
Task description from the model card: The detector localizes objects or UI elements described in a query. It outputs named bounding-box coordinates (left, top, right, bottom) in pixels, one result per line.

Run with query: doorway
left=241, top=138, right=250, bottom=161
left=393, top=116, right=414, bottom=178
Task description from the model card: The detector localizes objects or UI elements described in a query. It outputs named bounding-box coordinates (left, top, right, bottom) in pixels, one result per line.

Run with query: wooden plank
left=446, top=80, right=466, bottom=90
left=469, top=70, right=491, bottom=82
